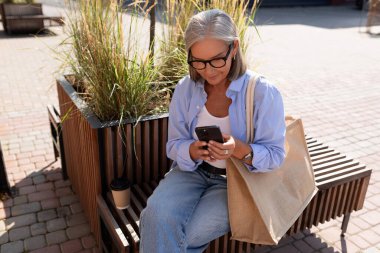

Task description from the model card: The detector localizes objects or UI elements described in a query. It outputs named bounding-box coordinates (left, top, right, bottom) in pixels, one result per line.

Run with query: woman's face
left=189, top=38, right=237, bottom=87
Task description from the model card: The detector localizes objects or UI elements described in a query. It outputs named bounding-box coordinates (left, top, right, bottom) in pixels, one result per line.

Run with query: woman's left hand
left=207, top=134, right=236, bottom=160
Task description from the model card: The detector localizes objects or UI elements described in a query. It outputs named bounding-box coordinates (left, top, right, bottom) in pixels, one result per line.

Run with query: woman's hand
left=207, top=134, right=236, bottom=160
left=189, top=140, right=216, bottom=162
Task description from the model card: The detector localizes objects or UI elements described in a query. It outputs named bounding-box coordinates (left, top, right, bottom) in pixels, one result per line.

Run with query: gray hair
left=184, top=9, right=247, bottom=81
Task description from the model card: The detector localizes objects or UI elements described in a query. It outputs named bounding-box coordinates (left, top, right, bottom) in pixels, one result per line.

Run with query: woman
left=140, top=9, right=286, bottom=253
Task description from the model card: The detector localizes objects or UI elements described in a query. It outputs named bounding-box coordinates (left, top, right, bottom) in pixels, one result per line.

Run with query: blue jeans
left=139, top=166, right=230, bottom=253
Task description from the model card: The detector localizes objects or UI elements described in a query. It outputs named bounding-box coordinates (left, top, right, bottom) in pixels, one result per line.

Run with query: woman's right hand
left=189, top=141, right=215, bottom=162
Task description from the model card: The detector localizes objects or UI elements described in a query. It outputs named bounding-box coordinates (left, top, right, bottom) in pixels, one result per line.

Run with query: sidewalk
left=1, top=2, right=379, bottom=253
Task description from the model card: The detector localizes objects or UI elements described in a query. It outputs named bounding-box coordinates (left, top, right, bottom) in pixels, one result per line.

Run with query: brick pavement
left=0, top=2, right=379, bottom=253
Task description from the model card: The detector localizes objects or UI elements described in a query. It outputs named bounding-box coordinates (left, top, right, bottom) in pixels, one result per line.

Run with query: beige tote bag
left=226, top=75, right=318, bottom=245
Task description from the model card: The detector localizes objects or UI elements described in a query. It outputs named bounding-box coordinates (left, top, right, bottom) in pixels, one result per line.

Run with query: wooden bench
left=0, top=140, right=12, bottom=196
left=47, top=105, right=67, bottom=180
left=97, top=135, right=372, bottom=253
left=0, top=3, right=64, bottom=34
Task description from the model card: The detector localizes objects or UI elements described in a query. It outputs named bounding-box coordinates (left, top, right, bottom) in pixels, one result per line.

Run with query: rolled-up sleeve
left=247, top=77, right=286, bottom=173
left=166, top=78, right=200, bottom=171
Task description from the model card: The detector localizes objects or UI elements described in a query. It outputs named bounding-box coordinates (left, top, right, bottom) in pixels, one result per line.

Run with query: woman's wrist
left=233, top=139, right=252, bottom=160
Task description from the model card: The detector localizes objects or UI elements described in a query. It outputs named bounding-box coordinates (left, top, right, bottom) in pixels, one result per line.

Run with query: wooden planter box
left=56, top=76, right=171, bottom=245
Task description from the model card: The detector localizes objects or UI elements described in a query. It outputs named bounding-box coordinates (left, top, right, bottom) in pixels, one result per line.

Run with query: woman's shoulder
left=173, top=75, right=199, bottom=96
left=245, top=70, right=281, bottom=100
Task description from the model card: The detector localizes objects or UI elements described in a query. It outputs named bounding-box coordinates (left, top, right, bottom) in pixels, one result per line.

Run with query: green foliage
left=61, top=0, right=170, bottom=121
left=59, top=0, right=257, bottom=122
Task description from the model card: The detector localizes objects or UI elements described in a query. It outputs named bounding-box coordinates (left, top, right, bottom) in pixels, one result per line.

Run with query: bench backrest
left=3, top=3, right=43, bottom=16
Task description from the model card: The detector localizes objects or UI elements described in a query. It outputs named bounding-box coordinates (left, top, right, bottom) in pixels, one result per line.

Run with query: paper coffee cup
left=110, top=178, right=130, bottom=210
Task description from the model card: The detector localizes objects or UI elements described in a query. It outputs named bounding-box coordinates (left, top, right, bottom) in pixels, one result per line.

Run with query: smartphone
left=195, top=126, right=224, bottom=147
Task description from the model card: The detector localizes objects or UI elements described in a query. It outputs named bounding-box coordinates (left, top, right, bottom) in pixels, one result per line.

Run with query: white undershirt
left=193, top=106, right=231, bottom=169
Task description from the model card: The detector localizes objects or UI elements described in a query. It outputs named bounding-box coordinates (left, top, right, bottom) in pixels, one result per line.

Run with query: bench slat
left=316, top=165, right=368, bottom=185
left=313, top=157, right=353, bottom=171
left=106, top=193, right=140, bottom=248
left=96, top=196, right=130, bottom=252
left=314, top=160, right=359, bottom=177
left=312, top=154, right=346, bottom=167
left=311, top=151, right=341, bottom=162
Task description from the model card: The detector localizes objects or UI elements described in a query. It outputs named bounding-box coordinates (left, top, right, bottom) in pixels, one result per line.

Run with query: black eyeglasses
left=187, top=43, right=233, bottom=70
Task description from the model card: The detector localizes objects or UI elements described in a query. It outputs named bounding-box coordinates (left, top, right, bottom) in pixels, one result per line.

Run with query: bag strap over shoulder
left=246, top=75, right=259, bottom=143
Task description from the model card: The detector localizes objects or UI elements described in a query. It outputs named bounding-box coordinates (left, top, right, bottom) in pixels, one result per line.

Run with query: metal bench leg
left=341, top=212, right=351, bottom=236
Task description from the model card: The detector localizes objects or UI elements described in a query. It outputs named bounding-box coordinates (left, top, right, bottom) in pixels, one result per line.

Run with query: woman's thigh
left=185, top=180, right=230, bottom=249
left=141, top=167, right=208, bottom=225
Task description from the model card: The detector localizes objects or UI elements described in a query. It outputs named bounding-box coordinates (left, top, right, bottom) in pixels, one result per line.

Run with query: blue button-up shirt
left=166, top=70, right=286, bottom=173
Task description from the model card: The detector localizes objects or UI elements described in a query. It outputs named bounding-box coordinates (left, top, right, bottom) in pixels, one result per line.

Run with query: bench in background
left=0, top=3, right=64, bottom=34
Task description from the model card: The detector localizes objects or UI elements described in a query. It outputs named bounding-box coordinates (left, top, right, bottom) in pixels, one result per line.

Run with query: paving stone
left=5, top=213, right=36, bottom=229
left=291, top=231, right=306, bottom=240
left=360, top=210, right=380, bottom=226
left=70, top=202, right=83, bottom=214
left=28, top=190, right=56, bottom=202
left=9, top=225, right=31, bottom=241
left=18, top=185, right=37, bottom=195
left=31, top=222, right=47, bottom=236
left=337, top=238, right=361, bottom=253
left=349, top=234, right=372, bottom=249
left=29, top=244, right=61, bottom=253
left=351, top=217, right=372, bottom=230
left=66, top=212, right=87, bottom=227
left=66, top=223, right=91, bottom=239
left=33, top=175, right=47, bottom=184
left=0, top=230, right=9, bottom=245
left=46, top=230, right=68, bottom=245
left=60, top=195, right=79, bottom=206
left=13, top=195, right=28, bottom=205
left=0, top=240, right=24, bottom=253
left=0, top=198, right=13, bottom=209
left=36, top=182, right=55, bottom=191
left=271, top=245, right=301, bottom=253
left=57, top=206, right=71, bottom=218
left=55, top=180, right=72, bottom=189
left=61, top=238, right=83, bottom=253
left=24, top=235, right=47, bottom=251
left=41, top=198, right=60, bottom=210
left=320, top=247, right=338, bottom=253
left=47, top=172, right=63, bottom=182
left=357, top=229, right=380, bottom=245
left=304, top=234, right=328, bottom=250
left=363, top=247, right=380, bottom=253
left=78, top=249, right=92, bottom=253
left=81, top=235, right=96, bottom=249
left=0, top=207, right=11, bottom=219
left=14, top=177, right=33, bottom=188
left=317, top=226, right=344, bottom=245
left=56, top=187, right=73, bottom=197
left=293, top=238, right=315, bottom=253
left=47, top=217, right=67, bottom=232
left=11, top=201, right=41, bottom=216
left=38, top=209, right=57, bottom=222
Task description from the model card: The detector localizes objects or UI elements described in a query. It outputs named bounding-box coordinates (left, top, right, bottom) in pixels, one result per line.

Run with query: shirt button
left=196, top=106, right=200, bottom=109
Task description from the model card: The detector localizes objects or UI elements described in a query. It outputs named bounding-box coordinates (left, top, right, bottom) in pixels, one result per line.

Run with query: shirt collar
left=227, top=72, right=248, bottom=93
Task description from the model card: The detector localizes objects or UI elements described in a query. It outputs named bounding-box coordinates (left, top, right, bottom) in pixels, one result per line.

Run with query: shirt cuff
left=176, top=139, right=202, bottom=171
left=244, top=144, right=273, bottom=173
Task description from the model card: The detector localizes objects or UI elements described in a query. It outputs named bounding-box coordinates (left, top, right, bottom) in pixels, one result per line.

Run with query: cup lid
left=110, top=178, right=130, bottom=191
